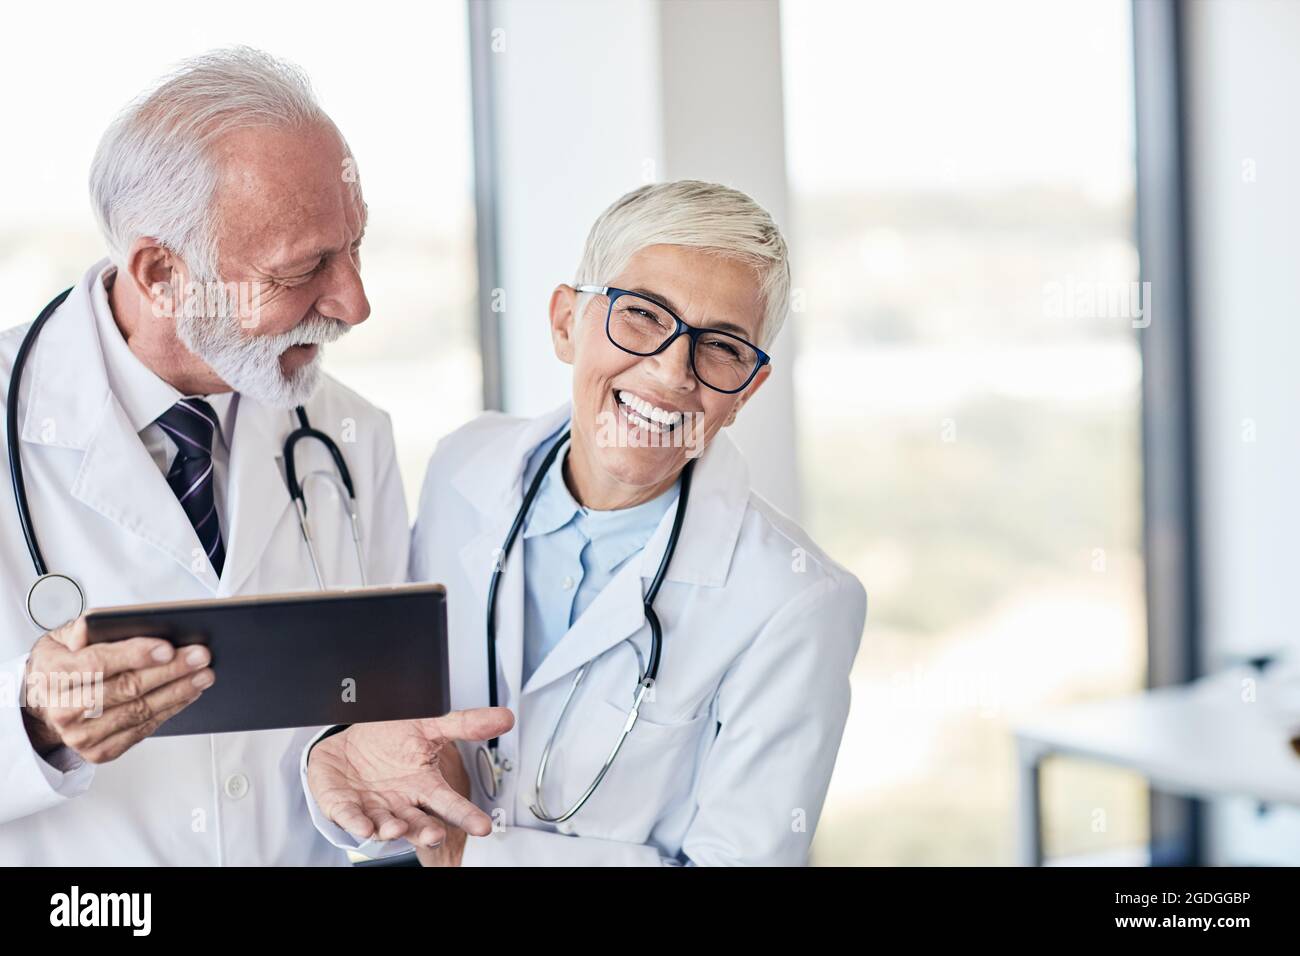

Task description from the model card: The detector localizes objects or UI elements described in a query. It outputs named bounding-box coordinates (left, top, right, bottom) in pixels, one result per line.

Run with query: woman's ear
left=549, top=284, right=578, bottom=365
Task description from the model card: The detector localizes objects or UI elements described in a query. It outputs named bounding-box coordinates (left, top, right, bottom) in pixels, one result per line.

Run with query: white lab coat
left=0, top=261, right=409, bottom=865
left=307, top=404, right=866, bottom=865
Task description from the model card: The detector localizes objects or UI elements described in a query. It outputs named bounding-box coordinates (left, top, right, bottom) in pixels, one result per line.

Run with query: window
left=0, top=0, right=480, bottom=511
left=782, top=0, right=1148, bottom=864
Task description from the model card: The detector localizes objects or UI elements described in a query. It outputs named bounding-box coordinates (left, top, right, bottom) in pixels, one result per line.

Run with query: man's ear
left=549, top=284, right=579, bottom=365
left=723, top=363, right=772, bottom=427
left=121, top=237, right=183, bottom=317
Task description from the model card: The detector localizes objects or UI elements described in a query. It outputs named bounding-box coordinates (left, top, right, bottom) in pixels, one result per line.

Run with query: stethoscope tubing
left=484, top=430, right=572, bottom=718
left=283, top=406, right=366, bottom=589
left=480, top=424, right=695, bottom=820
left=8, top=288, right=73, bottom=578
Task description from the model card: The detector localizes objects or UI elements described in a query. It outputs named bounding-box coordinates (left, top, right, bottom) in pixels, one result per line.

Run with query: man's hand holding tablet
left=21, top=616, right=213, bottom=762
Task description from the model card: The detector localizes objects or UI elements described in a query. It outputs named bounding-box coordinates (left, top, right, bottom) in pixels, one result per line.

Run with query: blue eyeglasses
left=576, top=285, right=771, bottom=394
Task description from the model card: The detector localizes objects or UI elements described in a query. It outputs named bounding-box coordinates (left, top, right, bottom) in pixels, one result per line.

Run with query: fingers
left=84, top=636, right=181, bottom=679
left=40, top=620, right=176, bottom=677
left=368, top=806, right=409, bottom=842
left=419, top=780, right=495, bottom=838
left=99, top=644, right=211, bottom=708
left=323, top=799, right=446, bottom=849
left=419, top=707, right=515, bottom=746
left=393, top=805, right=447, bottom=848
left=77, top=695, right=195, bottom=764
left=47, top=617, right=88, bottom=652
left=326, top=799, right=379, bottom=843
left=61, top=670, right=210, bottom=758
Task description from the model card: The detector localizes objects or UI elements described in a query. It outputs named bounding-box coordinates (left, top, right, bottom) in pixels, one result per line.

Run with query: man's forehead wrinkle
left=211, top=151, right=290, bottom=233
left=204, top=126, right=365, bottom=270
left=262, top=201, right=361, bottom=270
left=347, top=199, right=368, bottom=238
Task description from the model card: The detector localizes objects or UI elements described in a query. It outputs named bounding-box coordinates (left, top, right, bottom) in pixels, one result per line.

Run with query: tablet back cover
left=84, top=584, right=449, bottom=736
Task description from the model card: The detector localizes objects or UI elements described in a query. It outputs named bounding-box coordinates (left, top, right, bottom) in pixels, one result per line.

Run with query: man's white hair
left=574, top=180, right=791, bottom=348
left=89, top=46, right=332, bottom=279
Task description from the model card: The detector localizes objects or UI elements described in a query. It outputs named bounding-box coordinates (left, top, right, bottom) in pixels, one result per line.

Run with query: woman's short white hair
left=89, top=46, right=332, bottom=279
left=574, top=180, right=791, bottom=348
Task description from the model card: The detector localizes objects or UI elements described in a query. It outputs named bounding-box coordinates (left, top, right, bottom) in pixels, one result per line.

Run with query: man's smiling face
left=174, top=121, right=371, bottom=407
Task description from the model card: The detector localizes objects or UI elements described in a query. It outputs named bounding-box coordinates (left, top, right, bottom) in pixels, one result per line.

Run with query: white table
left=1013, top=669, right=1300, bottom=865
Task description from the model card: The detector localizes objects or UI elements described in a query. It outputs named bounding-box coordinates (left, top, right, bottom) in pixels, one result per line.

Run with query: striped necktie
left=156, top=397, right=226, bottom=576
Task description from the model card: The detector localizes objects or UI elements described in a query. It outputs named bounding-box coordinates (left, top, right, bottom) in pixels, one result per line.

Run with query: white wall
left=657, top=0, right=802, bottom=517
left=485, top=0, right=664, bottom=416
left=479, top=0, right=802, bottom=518
left=1183, top=0, right=1300, bottom=864
left=1185, top=0, right=1300, bottom=668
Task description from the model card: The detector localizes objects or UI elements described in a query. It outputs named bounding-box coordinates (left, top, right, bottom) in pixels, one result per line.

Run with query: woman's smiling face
left=549, top=243, right=772, bottom=510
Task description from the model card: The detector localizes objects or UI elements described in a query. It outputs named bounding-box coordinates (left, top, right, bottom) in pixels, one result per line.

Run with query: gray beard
left=174, top=283, right=350, bottom=409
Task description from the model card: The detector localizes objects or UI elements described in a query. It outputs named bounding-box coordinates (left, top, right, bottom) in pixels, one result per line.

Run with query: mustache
left=275, top=313, right=351, bottom=349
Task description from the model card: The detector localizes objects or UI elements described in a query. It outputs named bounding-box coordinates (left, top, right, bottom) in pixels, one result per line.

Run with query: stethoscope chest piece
left=27, top=572, right=85, bottom=632
left=475, top=745, right=509, bottom=801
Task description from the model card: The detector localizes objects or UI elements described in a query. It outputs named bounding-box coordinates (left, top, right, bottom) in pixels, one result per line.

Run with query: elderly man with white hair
left=0, top=48, right=488, bottom=866
left=306, top=181, right=867, bottom=866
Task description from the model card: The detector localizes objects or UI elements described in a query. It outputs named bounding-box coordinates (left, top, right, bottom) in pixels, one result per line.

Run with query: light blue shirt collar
left=521, top=440, right=681, bottom=576
left=521, top=445, right=581, bottom=540
left=517, top=431, right=681, bottom=688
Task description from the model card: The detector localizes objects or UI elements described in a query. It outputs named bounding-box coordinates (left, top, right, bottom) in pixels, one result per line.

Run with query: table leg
left=1016, top=738, right=1045, bottom=867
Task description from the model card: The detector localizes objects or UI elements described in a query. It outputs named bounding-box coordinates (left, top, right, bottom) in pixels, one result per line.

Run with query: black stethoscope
left=474, top=427, right=695, bottom=823
left=7, top=287, right=365, bottom=631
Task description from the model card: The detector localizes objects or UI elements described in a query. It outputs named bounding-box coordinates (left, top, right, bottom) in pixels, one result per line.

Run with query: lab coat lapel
left=521, top=554, right=647, bottom=695
left=20, top=272, right=112, bottom=452
left=218, top=400, right=294, bottom=596
left=20, top=268, right=221, bottom=592
left=70, top=397, right=222, bottom=592
left=449, top=403, right=573, bottom=519
left=642, top=428, right=750, bottom=589
left=451, top=403, right=574, bottom=708
left=520, top=428, right=752, bottom=694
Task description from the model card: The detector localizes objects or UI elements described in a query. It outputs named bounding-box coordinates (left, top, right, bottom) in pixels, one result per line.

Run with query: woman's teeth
left=617, top=389, right=682, bottom=432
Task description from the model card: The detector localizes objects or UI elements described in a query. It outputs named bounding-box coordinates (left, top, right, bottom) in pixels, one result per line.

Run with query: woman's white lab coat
left=310, top=404, right=866, bottom=866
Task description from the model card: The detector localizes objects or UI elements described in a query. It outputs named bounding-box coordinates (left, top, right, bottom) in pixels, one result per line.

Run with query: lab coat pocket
left=549, top=696, right=709, bottom=845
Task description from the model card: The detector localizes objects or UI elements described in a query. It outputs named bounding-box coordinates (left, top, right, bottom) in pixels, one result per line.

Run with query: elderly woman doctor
left=304, top=181, right=866, bottom=866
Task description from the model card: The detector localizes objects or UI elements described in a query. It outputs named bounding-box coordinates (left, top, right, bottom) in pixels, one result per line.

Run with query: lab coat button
left=561, top=576, right=574, bottom=590
left=224, top=772, right=250, bottom=800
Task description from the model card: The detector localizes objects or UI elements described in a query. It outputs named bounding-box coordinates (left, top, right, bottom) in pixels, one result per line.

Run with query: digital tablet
left=84, top=584, right=449, bottom=737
